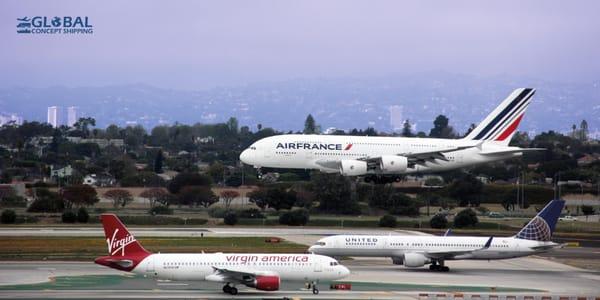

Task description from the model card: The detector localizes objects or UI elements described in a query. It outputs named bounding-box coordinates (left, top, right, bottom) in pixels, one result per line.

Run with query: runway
left=0, top=227, right=598, bottom=298
left=0, top=257, right=598, bottom=299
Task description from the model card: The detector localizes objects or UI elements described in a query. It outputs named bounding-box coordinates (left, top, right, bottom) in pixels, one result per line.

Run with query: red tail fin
left=101, top=214, right=149, bottom=257
left=95, top=214, right=150, bottom=272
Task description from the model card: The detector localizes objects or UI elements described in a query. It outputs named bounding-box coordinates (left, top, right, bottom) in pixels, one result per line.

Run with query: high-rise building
left=389, top=105, right=403, bottom=132
left=67, top=106, right=78, bottom=127
left=47, top=106, right=58, bottom=128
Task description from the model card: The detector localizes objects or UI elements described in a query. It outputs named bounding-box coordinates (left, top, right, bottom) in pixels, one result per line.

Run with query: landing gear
left=429, top=261, right=450, bottom=272
left=306, top=281, right=319, bottom=294
left=255, top=167, right=263, bottom=179
left=222, top=283, right=238, bottom=295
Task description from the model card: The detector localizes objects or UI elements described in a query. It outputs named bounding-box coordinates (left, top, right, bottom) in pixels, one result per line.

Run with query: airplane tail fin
left=463, top=88, right=535, bottom=146
left=94, top=214, right=151, bottom=271
left=515, top=199, right=565, bottom=241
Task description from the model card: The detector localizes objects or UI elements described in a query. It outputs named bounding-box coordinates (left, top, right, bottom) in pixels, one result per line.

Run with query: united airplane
left=240, top=88, right=542, bottom=184
left=94, top=214, right=349, bottom=295
left=308, top=199, right=565, bottom=271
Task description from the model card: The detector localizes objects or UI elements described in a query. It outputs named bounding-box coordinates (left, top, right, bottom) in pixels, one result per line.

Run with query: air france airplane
left=240, top=88, right=542, bottom=183
left=309, top=199, right=565, bottom=272
left=95, top=214, right=349, bottom=295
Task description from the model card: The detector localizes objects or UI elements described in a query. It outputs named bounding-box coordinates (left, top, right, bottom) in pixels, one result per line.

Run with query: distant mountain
left=0, top=73, right=598, bottom=135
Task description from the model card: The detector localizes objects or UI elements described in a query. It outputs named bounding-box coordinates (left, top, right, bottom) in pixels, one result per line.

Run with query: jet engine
left=403, top=253, right=430, bottom=268
left=380, top=155, right=408, bottom=173
left=339, top=160, right=368, bottom=176
left=246, top=275, right=280, bottom=291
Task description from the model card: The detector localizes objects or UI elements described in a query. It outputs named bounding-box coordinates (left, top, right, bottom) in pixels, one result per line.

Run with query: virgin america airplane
left=240, top=88, right=542, bottom=184
left=94, top=214, right=350, bottom=295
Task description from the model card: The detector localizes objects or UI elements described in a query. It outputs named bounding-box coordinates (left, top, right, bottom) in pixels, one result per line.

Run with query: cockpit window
left=329, top=261, right=339, bottom=266
left=315, top=241, right=326, bottom=246
left=250, top=146, right=256, bottom=150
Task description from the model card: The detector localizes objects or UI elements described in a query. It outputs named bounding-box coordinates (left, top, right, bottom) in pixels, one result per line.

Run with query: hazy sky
left=2, top=0, right=599, bottom=89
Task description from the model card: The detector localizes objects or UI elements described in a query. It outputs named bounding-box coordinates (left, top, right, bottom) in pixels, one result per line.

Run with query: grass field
left=0, top=236, right=307, bottom=261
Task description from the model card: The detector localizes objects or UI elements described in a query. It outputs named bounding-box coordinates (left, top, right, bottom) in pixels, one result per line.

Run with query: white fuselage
left=309, top=235, right=556, bottom=260
left=240, top=134, right=520, bottom=174
left=131, top=253, right=348, bottom=282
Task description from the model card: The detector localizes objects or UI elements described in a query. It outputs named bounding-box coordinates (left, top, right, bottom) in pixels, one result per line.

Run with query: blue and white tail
left=515, top=199, right=565, bottom=241
left=464, top=88, right=535, bottom=146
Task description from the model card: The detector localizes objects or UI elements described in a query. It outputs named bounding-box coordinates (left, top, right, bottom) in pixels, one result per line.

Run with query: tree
left=430, top=214, right=448, bottom=229
left=154, top=150, right=164, bottom=174
left=73, top=117, right=96, bottom=137
left=1, top=209, right=16, bottom=224
left=27, top=188, right=64, bottom=212
left=104, top=189, right=133, bottom=208
left=303, top=114, right=317, bottom=134
left=454, top=208, right=478, bottom=228
left=401, top=120, right=414, bottom=137
left=220, top=190, right=239, bottom=210
left=279, top=209, right=310, bottom=226
left=208, top=162, right=225, bottom=184
left=447, top=173, right=483, bottom=207
left=581, top=205, right=595, bottom=220
left=429, top=115, right=456, bottom=138
left=312, top=173, right=360, bottom=215
left=224, top=211, right=238, bottom=225
left=179, top=186, right=218, bottom=208
left=167, top=173, right=212, bottom=194
left=226, top=117, right=239, bottom=134
left=77, top=207, right=89, bottom=223
left=248, top=187, right=297, bottom=211
left=62, top=185, right=99, bottom=208
left=62, top=210, right=77, bottom=223
left=379, top=215, right=397, bottom=228
left=140, top=188, right=169, bottom=208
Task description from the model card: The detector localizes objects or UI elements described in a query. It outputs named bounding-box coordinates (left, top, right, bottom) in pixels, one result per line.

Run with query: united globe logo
left=516, top=216, right=551, bottom=241
left=16, top=16, right=93, bottom=35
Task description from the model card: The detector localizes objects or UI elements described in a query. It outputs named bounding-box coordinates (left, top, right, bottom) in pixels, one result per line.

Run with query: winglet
left=483, top=237, right=493, bottom=249
left=443, top=229, right=452, bottom=236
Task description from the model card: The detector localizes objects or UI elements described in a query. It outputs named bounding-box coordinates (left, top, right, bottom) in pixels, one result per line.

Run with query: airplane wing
left=423, top=237, right=493, bottom=260
left=479, top=148, right=545, bottom=156
left=205, top=266, right=277, bottom=285
left=529, top=242, right=564, bottom=251
left=315, top=142, right=482, bottom=171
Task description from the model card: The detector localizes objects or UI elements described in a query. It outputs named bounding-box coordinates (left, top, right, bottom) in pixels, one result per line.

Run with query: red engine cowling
left=249, top=275, right=280, bottom=291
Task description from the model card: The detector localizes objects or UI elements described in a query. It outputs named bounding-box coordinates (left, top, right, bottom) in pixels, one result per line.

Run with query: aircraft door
left=145, top=257, right=155, bottom=274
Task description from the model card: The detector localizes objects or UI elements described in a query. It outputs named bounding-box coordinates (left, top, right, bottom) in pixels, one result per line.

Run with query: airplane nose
left=308, top=246, right=315, bottom=252
left=341, top=266, right=350, bottom=277
left=239, top=149, right=252, bottom=164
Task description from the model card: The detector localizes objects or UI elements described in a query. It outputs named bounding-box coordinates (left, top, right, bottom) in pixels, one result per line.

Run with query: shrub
left=149, top=205, right=173, bottom=215
left=454, top=208, right=479, bottom=228
left=279, top=209, right=309, bottom=226
left=1, top=209, right=17, bottom=224
left=224, top=211, right=238, bottom=225
left=379, top=215, right=397, bottom=228
left=208, top=206, right=228, bottom=218
left=429, top=214, right=448, bottom=229
left=62, top=210, right=77, bottom=223
left=238, top=208, right=265, bottom=219
left=77, top=207, right=89, bottom=223
left=27, top=189, right=65, bottom=213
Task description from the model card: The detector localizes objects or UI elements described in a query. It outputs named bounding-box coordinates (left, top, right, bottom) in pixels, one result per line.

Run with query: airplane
left=240, top=88, right=543, bottom=184
left=308, top=199, right=565, bottom=272
left=94, top=214, right=350, bottom=295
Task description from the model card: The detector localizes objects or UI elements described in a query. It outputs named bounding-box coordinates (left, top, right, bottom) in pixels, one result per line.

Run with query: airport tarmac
left=0, top=256, right=598, bottom=299
left=0, top=227, right=598, bottom=298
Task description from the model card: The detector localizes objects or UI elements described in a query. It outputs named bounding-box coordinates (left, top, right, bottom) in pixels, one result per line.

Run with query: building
left=67, top=106, right=78, bottom=127
left=47, top=106, right=58, bottom=128
left=389, top=105, right=403, bottom=132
